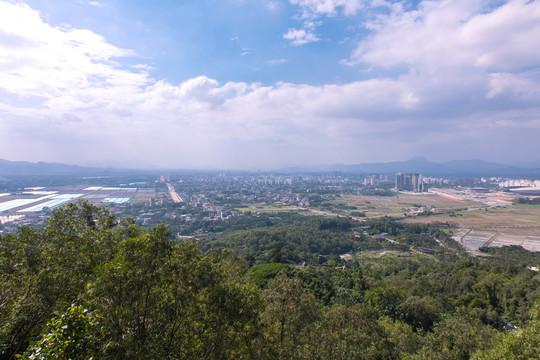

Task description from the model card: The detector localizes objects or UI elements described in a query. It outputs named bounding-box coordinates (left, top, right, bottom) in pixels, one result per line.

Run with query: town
left=1, top=170, right=539, bottom=254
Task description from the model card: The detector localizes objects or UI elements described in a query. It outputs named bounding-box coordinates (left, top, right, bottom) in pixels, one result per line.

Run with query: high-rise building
left=395, top=172, right=422, bottom=192
left=159, top=174, right=173, bottom=182
left=395, top=172, right=404, bottom=190
left=411, top=173, right=419, bottom=192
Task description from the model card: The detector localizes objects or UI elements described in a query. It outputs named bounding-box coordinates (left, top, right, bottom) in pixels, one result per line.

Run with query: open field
left=452, top=229, right=540, bottom=253
left=0, top=185, right=142, bottom=213
left=236, top=193, right=540, bottom=254
left=403, top=205, right=540, bottom=234
left=353, top=250, right=434, bottom=272
left=335, top=192, right=485, bottom=218
left=331, top=191, right=540, bottom=253
left=235, top=203, right=308, bottom=213
left=403, top=205, right=540, bottom=252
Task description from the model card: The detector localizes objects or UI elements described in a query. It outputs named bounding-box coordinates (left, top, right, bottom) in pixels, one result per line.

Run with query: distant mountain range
left=0, top=158, right=118, bottom=176
left=1, top=157, right=540, bottom=177
left=281, top=157, right=540, bottom=177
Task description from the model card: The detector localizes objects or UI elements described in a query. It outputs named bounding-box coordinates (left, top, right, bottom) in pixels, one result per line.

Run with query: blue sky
left=23, top=0, right=369, bottom=85
left=1, top=0, right=540, bottom=169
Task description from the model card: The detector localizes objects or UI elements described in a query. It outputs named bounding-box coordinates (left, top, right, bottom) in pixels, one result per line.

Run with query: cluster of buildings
left=499, top=178, right=540, bottom=196
left=362, top=174, right=391, bottom=186
left=395, top=172, right=429, bottom=193
left=499, top=179, right=540, bottom=188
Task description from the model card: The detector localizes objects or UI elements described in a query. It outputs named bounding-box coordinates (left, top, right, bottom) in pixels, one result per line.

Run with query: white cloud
left=286, top=0, right=376, bottom=47
left=269, top=58, right=289, bottom=65
left=87, top=1, right=106, bottom=7
left=0, top=1, right=148, bottom=104
left=486, top=71, right=540, bottom=100
left=283, top=28, right=320, bottom=45
left=265, top=1, right=279, bottom=10
left=0, top=0, right=539, bottom=168
left=290, top=0, right=370, bottom=17
left=349, top=0, right=540, bottom=72
left=340, top=0, right=540, bottom=119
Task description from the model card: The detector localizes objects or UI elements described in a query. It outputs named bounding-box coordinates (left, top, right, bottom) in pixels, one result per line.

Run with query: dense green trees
left=302, top=304, right=395, bottom=360
left=1, top=201, right=539, bottom=359
left=513, top=197, right=540, bottom=205
left=412, top=311, right=498, bottom=360
left=472, top=302, right=540, bottom=359
left=0, top=202, right=119, bottom=358
left=202, top=220, right=359, bottom=264
left=1, top=202, right=261, bottom=359
left=87, top=229, right=261, bottom=359
left=261, top=275, right=319, bottom=359
left=17, top=304, right=106, bottom=360
left=202, top=217, right=400, bottom=265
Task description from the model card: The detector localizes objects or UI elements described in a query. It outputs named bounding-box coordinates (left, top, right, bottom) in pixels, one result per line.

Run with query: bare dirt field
left=453, top=229, right=540, bottom=253
left=402, top=204, right=540, bottom=252
left=403, top=205, right=540, bottom=234
left=235, top=191, right=540, bottom=253
left=334, top=192, right=540, bottom=253
left=337, top=193, right=485, bottom=218
left=236, top=203, right=309, bottom=213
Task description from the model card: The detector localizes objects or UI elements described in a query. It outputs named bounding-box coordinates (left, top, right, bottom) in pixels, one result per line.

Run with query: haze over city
left=1, top=0, right=539, bottom=169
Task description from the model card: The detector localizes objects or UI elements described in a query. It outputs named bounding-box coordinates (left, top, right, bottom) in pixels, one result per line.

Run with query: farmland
left=0, top=186, right=141, bottom=214
left=332, top=192, right=485, bottom=217
left=401, top=202, right=540, bottom=253
left=327, top=191, right=540, bottom=253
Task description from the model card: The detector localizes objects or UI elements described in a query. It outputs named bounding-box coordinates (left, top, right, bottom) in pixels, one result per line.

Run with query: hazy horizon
left=3, top=155, right=540, bottom=174
left=1, top=0, right=539, bottom=169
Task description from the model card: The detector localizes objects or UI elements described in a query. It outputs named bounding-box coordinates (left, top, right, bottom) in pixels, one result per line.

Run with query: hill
left=283, top=157, right=540, bottom=177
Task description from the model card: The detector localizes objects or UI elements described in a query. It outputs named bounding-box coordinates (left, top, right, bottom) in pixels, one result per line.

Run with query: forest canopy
left=0, top=201, right=539, bottom=359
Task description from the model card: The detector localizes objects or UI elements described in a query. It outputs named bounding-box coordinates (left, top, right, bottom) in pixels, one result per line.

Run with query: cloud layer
left=0, top=0, right=539, bottom=168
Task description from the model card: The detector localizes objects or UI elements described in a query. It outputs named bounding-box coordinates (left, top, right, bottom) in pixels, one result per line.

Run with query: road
left=166, top=183, right=183, bottom=203
left=429, top=188, right=510, bottom=209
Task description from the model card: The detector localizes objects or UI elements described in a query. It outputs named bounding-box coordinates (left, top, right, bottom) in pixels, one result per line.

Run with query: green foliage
left=333, top=203, right=358, bottom=210
left=364, top=217, right=461, bottom=250
left=171, top=211, right=307, bottom=236
left=379, top=317, right=420, bottom=356
left=271, top=244, right=283, bottom=263
left=0, top=201, right=120, bottom=358
left=365, top=285, right=405, bottom=320
left=248, top=263, right=291, bottom=287
left=301, top=304, right=397, bottom=360
left=412, top=310, right=498, bottom=360
left=472, top=300, right=540, bottom=360
left=478, top=245, right=540, bottom=268
left=261, top=274, right=320, bottom=359
left=274, top=266, right=368, bottom=306
left=513, top=197, right=540, bottom=205
left=399, top=295, right=440, bottom=331
left=317, top=217, right=351, bottom=231
left=202, top=217, right=362, bottom=264
left=1, top=201, right=262, bottom=360
left=2, top=201, right=540, bottom=359
left=86, top=236, right=262, bottom=359
left=17, top=304, right=105, bottom=360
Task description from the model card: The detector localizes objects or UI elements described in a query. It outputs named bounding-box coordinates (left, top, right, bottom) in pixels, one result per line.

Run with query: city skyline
left=1, top=0, right=540, bottom=169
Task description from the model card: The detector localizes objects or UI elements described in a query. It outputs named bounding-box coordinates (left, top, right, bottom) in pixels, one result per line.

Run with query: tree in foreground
left=17, top=304, right=105, bottom=360
left=472, top=300, right=540, bottom=360
left=1, top=201, right=262, bottom=360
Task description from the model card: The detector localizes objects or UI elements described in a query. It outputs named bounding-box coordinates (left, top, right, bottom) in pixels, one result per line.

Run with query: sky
left=0, top=0, right=539, bottom=169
